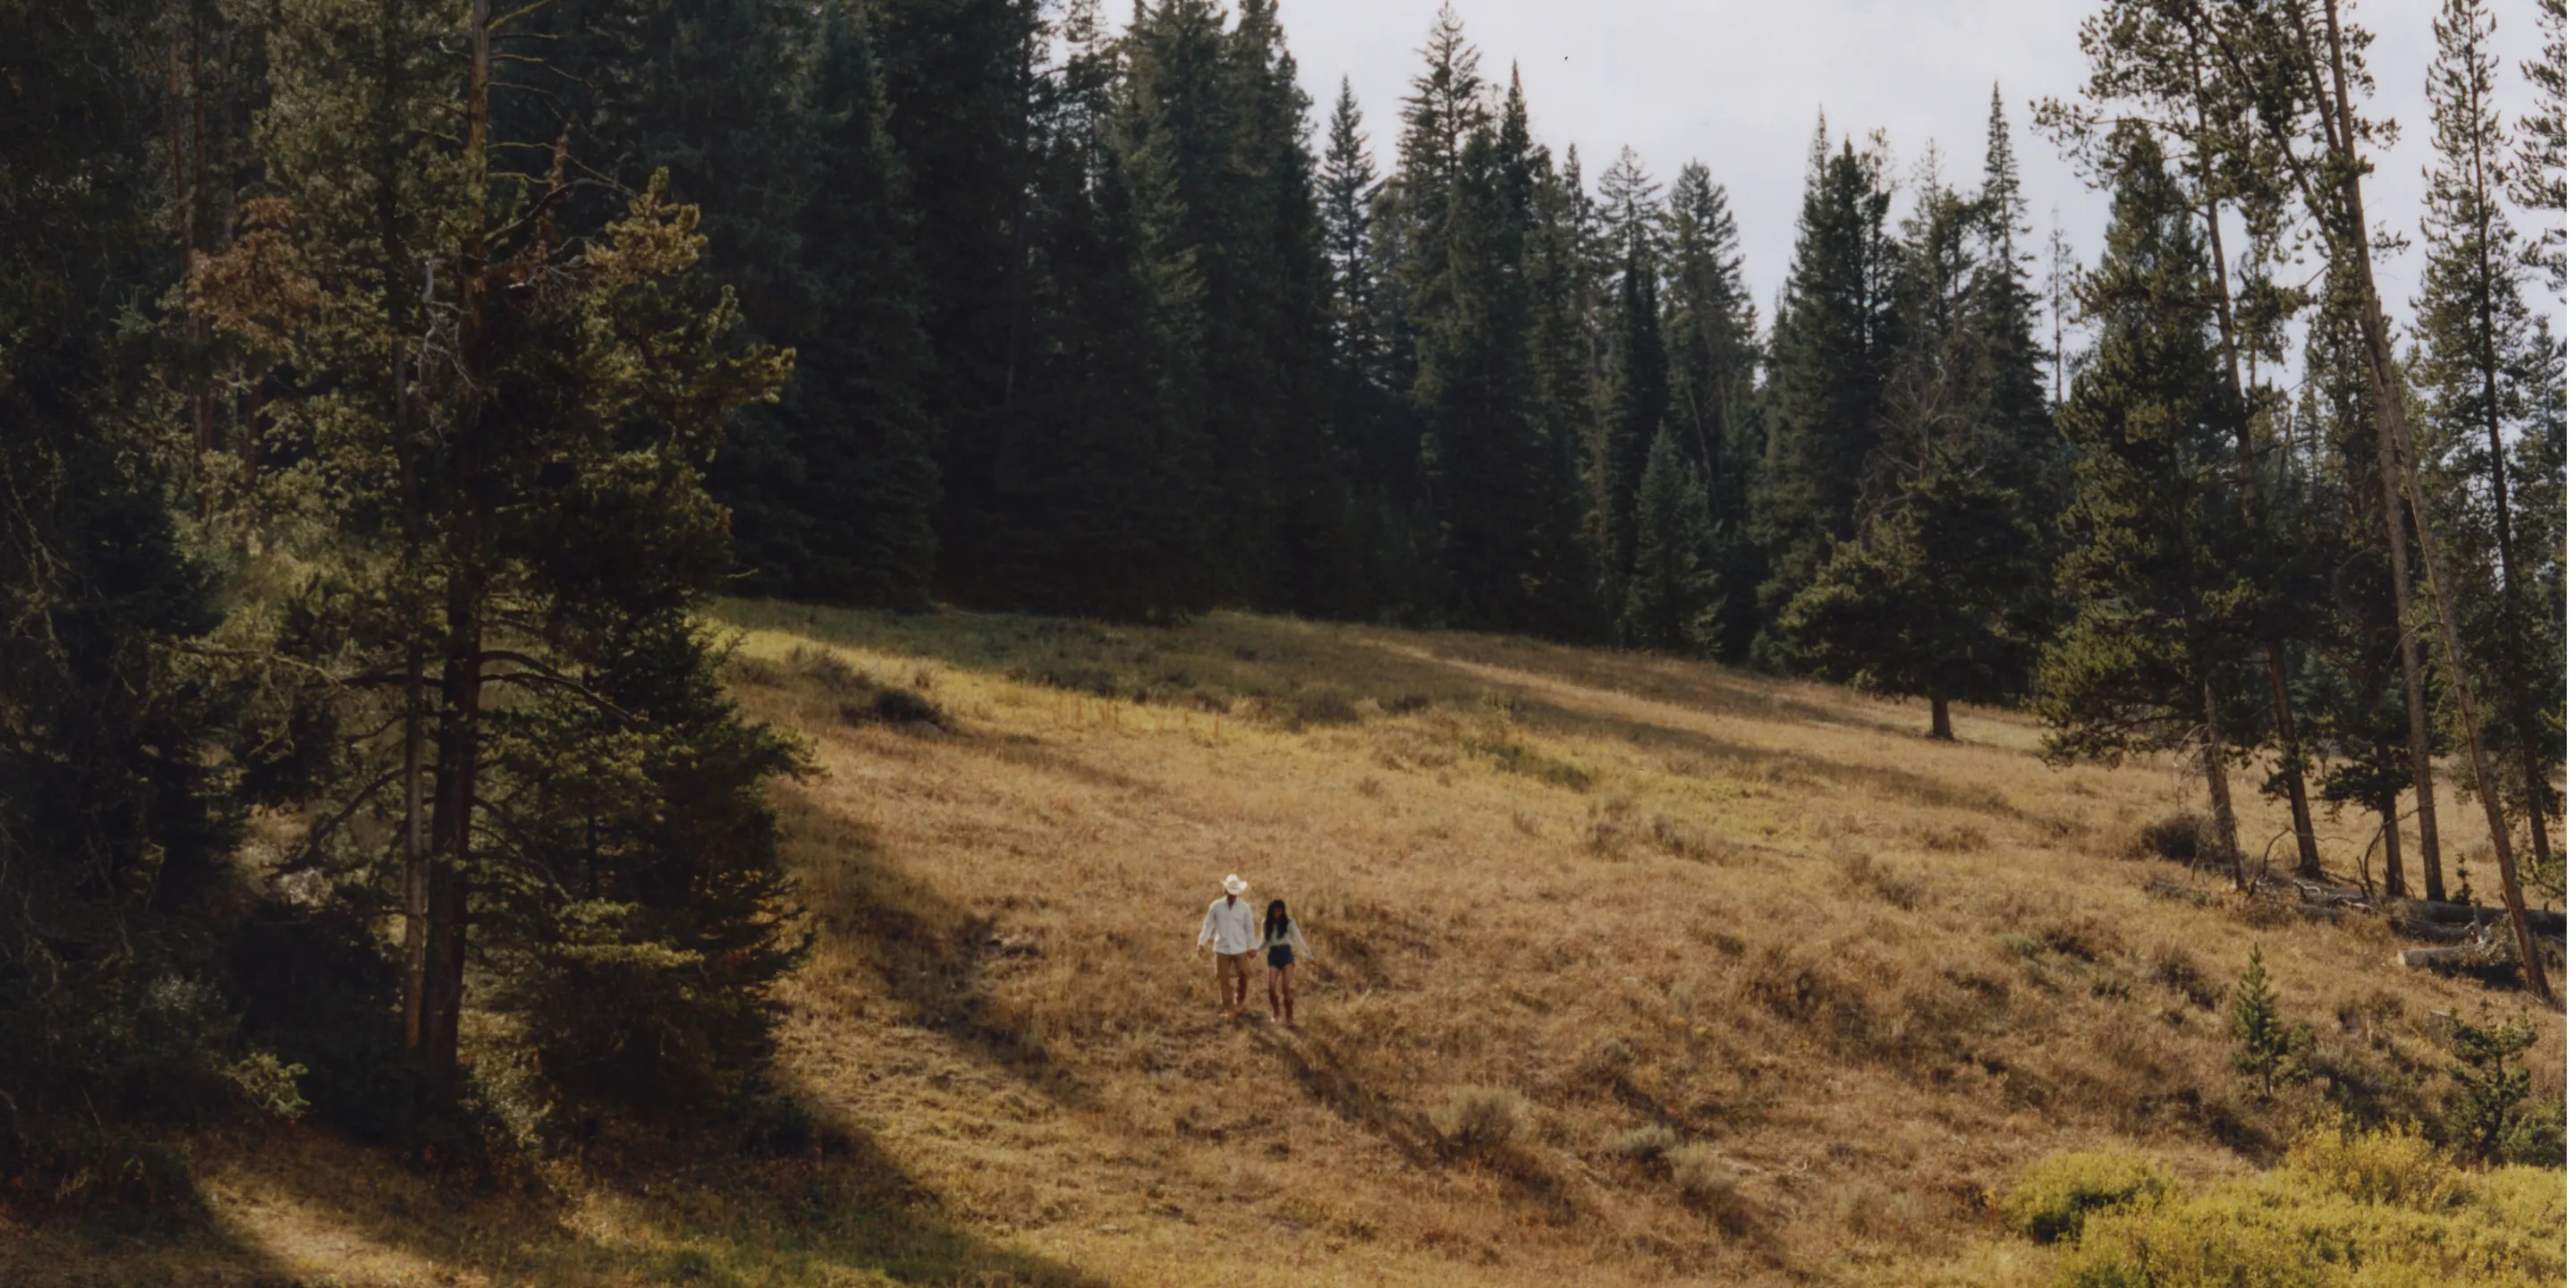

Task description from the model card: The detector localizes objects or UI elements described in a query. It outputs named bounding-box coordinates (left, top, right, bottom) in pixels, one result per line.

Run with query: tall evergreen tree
left=2038, top=127, right=2258, bottom=873
left=1753, top=123, right=1897, bottom=655
left=2303, top=284, right=2428, bottom=897
left=1224, top=0, right=1353, bottom=614
left=2042, top=4, right=2334, bottom=877
left=243, top=0, right=807, bottom=1098
left=1661, top=161, right=1764, bottom=658
left=869, top=0, right=1039, bottom=597
left=1597, top=148, right=1668, bottom=606
left=2513, top=0, right=2565, bottom=296
left=0, top=0, right=267, bottom=1162
left=2413, top=0, right=2563, bottom=881
left=1619, top=425, right=1723, bottom=654
left=1783, top=173, right=2054, bottom=741
left=1529, top=147, right=1612, bottom=639
left=1319, top=79, right=1429, bottom=612
left=957, top=0, right=1206, bottom=618
left=1418, top=71, right=1580, bottom=631
left=735, top=0, right=943, bottom=606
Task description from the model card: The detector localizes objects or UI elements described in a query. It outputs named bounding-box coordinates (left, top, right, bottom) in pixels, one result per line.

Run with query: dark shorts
left=1267, top=945, right=1295, bottom=970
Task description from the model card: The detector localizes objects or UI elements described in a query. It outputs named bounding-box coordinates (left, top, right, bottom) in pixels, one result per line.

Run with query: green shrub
left=2057, top=1169, right=2563, bottom=1287
left=2000, top=1150, right=2169, bottom=1244
left=2033, top=1126, right=2565, bottom=1288
left=2287, top=1121, right=2466, bottom=1211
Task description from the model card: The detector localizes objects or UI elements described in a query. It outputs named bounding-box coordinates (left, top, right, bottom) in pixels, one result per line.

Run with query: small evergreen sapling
left=2444, top=1006, right=2544, bottom=1161
left=2230, top=948, right=2306, bottom=1100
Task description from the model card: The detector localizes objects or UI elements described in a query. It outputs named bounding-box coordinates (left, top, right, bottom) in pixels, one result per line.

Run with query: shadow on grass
left=0, top=1158, right=302, bottom=1288
left=780, top=782, right=1106, bottom=1117
left=175, top=1112, right=1107, bottom=1288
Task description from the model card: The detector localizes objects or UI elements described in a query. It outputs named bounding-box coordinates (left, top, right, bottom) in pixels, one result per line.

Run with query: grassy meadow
left=6, top=601, right=2562, bottom=1285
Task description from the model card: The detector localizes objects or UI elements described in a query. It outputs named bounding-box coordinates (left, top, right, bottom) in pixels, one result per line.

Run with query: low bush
left=1431, top=1084, right=1525, bottom=1154
left=1668, top=1142, right=1741, bottom=1208
left=1999, top=1150, right=2169, bottom=1244
left=2023, top=1125, right=2565, bottom=1287
left=2285, top=1122, right=2465, bottom=1211
left=1607, top=1123, right=1679, bottom=1164
left=2136, top=814, right=2210, bottom=864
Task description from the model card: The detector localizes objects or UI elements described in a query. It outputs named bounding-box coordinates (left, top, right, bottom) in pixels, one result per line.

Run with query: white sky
left=1265, top=0, right=2563, bottom=347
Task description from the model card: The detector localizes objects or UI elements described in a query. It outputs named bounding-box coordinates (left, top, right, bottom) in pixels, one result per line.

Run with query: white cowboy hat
left=1223, top=874, right=1248, bottom=896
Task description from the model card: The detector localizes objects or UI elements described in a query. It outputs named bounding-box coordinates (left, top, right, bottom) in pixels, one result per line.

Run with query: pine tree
left=0, top=0, right=266, bottom=1160
left=1619, top=426, right=1723, bottom=654
left=1597, top=147, right=1668, bottom=600
left=959, top=0, right=1207, bottom=619
left=1224, top=0, right=1353, bottom=615
left=1320, top=80, right=1430, bottom=612
left=242, top=0, right=807, bottom=1104
left=1754, top=123, right=1898, bottom=652
left=1394, top=2, right=1487, bottom=370
left=1324, top=79, right=1385, bottom=378
left=2413, top=0, right=2563, bottom=892
left=1529, top=148, right=1611, bottom=639
left=2230, top=948, right=2302, bottom=1101
left=2043, top=7, right=2335, bottom=878
left=1972, top=88, right=2070, bottom=523
left=2445, top=1007, right=2543, bottom=1160
left=1662, top=161, right=1764, bottom=659
left=1779, top=174, right=2050, bottom=741
left=870, top=0, right=1038, bottom=589
left=750, top=0, right=942, bottom=606
left=2302, top=289, right=2429, bottom=899
left=1417, top=71, right=1572, bottom=632
left=2036, top=127, right=2258, bottom=875
left=2512, top=0, right=2565, bottom=296
left=2211, top=0, right=2550, bottom=994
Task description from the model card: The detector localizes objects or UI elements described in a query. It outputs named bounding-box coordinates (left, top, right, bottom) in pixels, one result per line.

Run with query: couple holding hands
left=1194, top=874, right=1316, bottom=1026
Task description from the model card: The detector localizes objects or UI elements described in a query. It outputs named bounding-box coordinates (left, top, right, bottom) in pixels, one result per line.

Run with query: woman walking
left=1259, top=899, right=1315, bottom=1027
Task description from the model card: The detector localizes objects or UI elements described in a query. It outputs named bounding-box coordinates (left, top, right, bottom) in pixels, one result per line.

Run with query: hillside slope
left=9, top=603, right=2562, bottom=1286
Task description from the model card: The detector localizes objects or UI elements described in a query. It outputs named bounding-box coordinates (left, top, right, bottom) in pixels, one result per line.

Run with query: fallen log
left=2291, top=879, right=2373, bottom=909
left=2396, top=943, right=2525, bottom=987
left=2389, top=919, right=2483, bottom=945
left=2394, top=901, right=2564, bottom=939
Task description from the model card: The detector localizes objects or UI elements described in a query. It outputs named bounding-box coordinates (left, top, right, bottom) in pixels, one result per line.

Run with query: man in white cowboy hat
left=1196, top=874, right=1259, bottom=1019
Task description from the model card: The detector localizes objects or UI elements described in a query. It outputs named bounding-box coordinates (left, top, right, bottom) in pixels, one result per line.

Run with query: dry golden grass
left=9, top=601, right=2561, bottom=1286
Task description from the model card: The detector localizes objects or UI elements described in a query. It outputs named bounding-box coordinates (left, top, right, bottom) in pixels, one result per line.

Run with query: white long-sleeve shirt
left=1198, top=894, right=1258, bottom=955
left=1260, top=918, right=1313, bottom=962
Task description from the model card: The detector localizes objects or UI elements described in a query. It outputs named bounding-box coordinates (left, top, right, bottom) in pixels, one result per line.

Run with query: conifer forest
left=0, top=0, right=2566, bottom=1275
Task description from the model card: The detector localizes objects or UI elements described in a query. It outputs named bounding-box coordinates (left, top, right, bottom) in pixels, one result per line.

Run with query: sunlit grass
left=13, top=599, right=2558, bottom=1286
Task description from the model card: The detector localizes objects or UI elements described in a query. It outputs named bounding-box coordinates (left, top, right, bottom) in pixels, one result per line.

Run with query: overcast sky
left=1262, top=0, right=2561, bottom=344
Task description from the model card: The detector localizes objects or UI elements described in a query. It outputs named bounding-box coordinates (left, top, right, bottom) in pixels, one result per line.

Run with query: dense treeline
left=0, top=0, right=2562, bottom=1178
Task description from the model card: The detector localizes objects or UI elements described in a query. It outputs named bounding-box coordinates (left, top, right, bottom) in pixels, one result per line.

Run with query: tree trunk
left=1928, top=673, right=1953, bottom=741
left=2519, top=740, right=2554, bottom=885
left=2380, top=796, right=2407, bottom=901
left=2320, top=0, right=2548, bottom=1002
left=400, top=635, right=428, bottom=1055
left=2201, top=679, right=2241, bottom=886
left=2374, top=385, right=2445, bottom=902
left=2261, top=645, right=2322, bottom=877
left=408, top=0, right=500, bottom=1077
left=2188, top=100, right=2322, bottom=878
left=2459, top=34, right=2556, bottom=889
